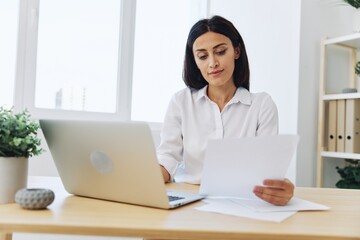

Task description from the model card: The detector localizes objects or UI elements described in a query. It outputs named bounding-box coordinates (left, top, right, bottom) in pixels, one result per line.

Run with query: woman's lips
left=208, top=69, right=224, bottom=76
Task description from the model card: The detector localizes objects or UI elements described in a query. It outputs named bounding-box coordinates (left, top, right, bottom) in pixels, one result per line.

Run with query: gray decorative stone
left=342, top=88, right=357, bottom=93
left=15, top=188, right=55, bottom=210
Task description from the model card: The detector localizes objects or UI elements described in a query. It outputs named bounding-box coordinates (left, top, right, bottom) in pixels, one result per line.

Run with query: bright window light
left=35, top=0, right=121, bottom=113
left=0, top=0, right=19, bottom=108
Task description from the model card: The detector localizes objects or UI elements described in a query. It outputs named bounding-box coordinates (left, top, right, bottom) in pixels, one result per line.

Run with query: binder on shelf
left=327, top=100, right=337, bottom=152
left=345, top=99, right=360, bottom=153
left=336, top=99, right=346, bottom=152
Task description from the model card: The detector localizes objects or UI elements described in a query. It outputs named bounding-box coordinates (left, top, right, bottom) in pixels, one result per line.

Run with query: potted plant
left=335, top=159, right=360, bottom=189
left=0, top=107, right=43, bottom=204
left=343, top=0, right=360, bottom=32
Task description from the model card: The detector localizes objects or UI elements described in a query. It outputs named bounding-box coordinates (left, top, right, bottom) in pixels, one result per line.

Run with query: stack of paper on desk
left=197, top=135, right=329, bottom=222
left=196, top=197, right=330, bottom=222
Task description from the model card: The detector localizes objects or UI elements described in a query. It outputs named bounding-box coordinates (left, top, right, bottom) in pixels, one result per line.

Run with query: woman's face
left=192, top=31, right=240, bottom=89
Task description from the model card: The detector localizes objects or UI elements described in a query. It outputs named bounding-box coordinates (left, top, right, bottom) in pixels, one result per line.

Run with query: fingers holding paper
left=253, top=179, right=294, bottom=206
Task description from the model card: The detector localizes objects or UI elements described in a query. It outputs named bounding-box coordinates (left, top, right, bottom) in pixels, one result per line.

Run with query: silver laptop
left=39, top=119, right=203, bottom=209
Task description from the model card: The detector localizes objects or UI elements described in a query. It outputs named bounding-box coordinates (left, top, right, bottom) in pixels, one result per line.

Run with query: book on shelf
left=345, top=99, right=360, bottom=153
left=336, top=99, right=346, bottom=152
left=327, top=100, right=337, bottom=152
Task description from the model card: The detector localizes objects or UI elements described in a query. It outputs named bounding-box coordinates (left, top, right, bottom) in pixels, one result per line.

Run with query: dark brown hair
left=183, top=15, right=250, bottom=90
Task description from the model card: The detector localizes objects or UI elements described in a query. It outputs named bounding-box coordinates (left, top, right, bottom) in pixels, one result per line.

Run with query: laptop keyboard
left=168, top=195, right=185, bottom=202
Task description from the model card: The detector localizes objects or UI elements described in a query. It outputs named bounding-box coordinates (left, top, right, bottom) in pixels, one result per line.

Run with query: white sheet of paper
left=199, top=135, right=299, bottom=199
left=196, top=199, right=297, bottom=222
left=229, top=197, right=330, bottom=212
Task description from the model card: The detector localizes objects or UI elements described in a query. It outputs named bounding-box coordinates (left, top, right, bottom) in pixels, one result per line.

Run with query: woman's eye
left=216, top=49, right=227, bottom=55
left=198, top=54, right=207, bottom=60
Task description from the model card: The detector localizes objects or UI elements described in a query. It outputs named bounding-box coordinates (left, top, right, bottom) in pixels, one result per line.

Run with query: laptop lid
left=39, top=120, right=202, bottom=209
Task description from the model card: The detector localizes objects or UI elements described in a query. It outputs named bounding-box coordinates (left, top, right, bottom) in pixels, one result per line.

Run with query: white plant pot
left=353, top=9, right=360, bottom=32
left=0, top=157, right=28, bottom=204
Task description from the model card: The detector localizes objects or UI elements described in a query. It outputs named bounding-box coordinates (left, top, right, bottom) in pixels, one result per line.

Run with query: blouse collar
left=194, top=85, right=251, bottom=105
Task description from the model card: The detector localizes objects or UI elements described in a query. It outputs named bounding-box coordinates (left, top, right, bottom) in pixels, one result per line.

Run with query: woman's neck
left=207, top=84, right=237, bottom=112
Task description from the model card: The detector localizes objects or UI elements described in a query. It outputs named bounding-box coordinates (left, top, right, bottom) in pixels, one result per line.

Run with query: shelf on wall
left=322, top=92, right=360, bottom=100
left=325, top=33, right=360, bottom=48
left=321, top=151, right=360, bottom=160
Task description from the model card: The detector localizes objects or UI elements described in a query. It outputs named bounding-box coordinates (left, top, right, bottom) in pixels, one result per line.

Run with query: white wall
left=28, top=130, right=59, bottom=176
left=297, top=0, right=355, bottom=187
left=208, top=0, right=301, bottom=182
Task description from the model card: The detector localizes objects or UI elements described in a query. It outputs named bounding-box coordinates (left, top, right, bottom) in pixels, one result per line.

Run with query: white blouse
left=157, top=86, right=279, bottom=184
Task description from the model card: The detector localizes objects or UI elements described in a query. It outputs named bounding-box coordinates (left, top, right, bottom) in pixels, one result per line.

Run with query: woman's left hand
left=253, top=179, right=294, bottom=206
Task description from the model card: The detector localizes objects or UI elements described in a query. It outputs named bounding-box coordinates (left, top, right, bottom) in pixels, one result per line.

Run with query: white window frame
left=14, top=0, right=137, bottom=121
left=13, top=0, right=208, bottom=122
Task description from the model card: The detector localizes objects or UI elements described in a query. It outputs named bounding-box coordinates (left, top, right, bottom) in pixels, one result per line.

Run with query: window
left=131, top=0, right=207, bottom=122
left=14, top=0, right=207, bottom=122
left=0, top=1, right=19, bottom=108
left=35, top=0, right=121, bottom=113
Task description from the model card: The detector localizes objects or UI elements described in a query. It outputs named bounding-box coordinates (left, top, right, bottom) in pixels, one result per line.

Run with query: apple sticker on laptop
left=90, top=150, right=113, bottom=173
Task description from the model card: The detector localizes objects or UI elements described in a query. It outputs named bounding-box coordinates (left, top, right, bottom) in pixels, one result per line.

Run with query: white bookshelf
left=316, top=34, right=360, bottom=187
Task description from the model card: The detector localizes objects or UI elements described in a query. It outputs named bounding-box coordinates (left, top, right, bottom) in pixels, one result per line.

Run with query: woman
left=157, top=15, right=294, bottom=206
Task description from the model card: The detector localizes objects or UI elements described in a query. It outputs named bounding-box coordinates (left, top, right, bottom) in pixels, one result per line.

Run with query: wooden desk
left=0, top=176, right=359, bottom=240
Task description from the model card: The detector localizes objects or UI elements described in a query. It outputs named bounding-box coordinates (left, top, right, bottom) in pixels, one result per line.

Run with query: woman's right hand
left=160, top=165, right=170, bottom=183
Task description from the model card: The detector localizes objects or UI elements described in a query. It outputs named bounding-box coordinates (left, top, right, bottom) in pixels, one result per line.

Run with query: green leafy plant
left=0, top=107, right=43, bottom=158
left=355, top=61, right=360, bottom=76
left=335, top=159, right=360, bottom=189
left=344, top=0, right=360, bottom=9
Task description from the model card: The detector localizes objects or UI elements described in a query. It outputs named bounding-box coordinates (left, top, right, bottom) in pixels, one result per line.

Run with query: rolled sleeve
left=157, top=94, right=183, bottom=181
left=257, top=94, right=279, bottom=136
